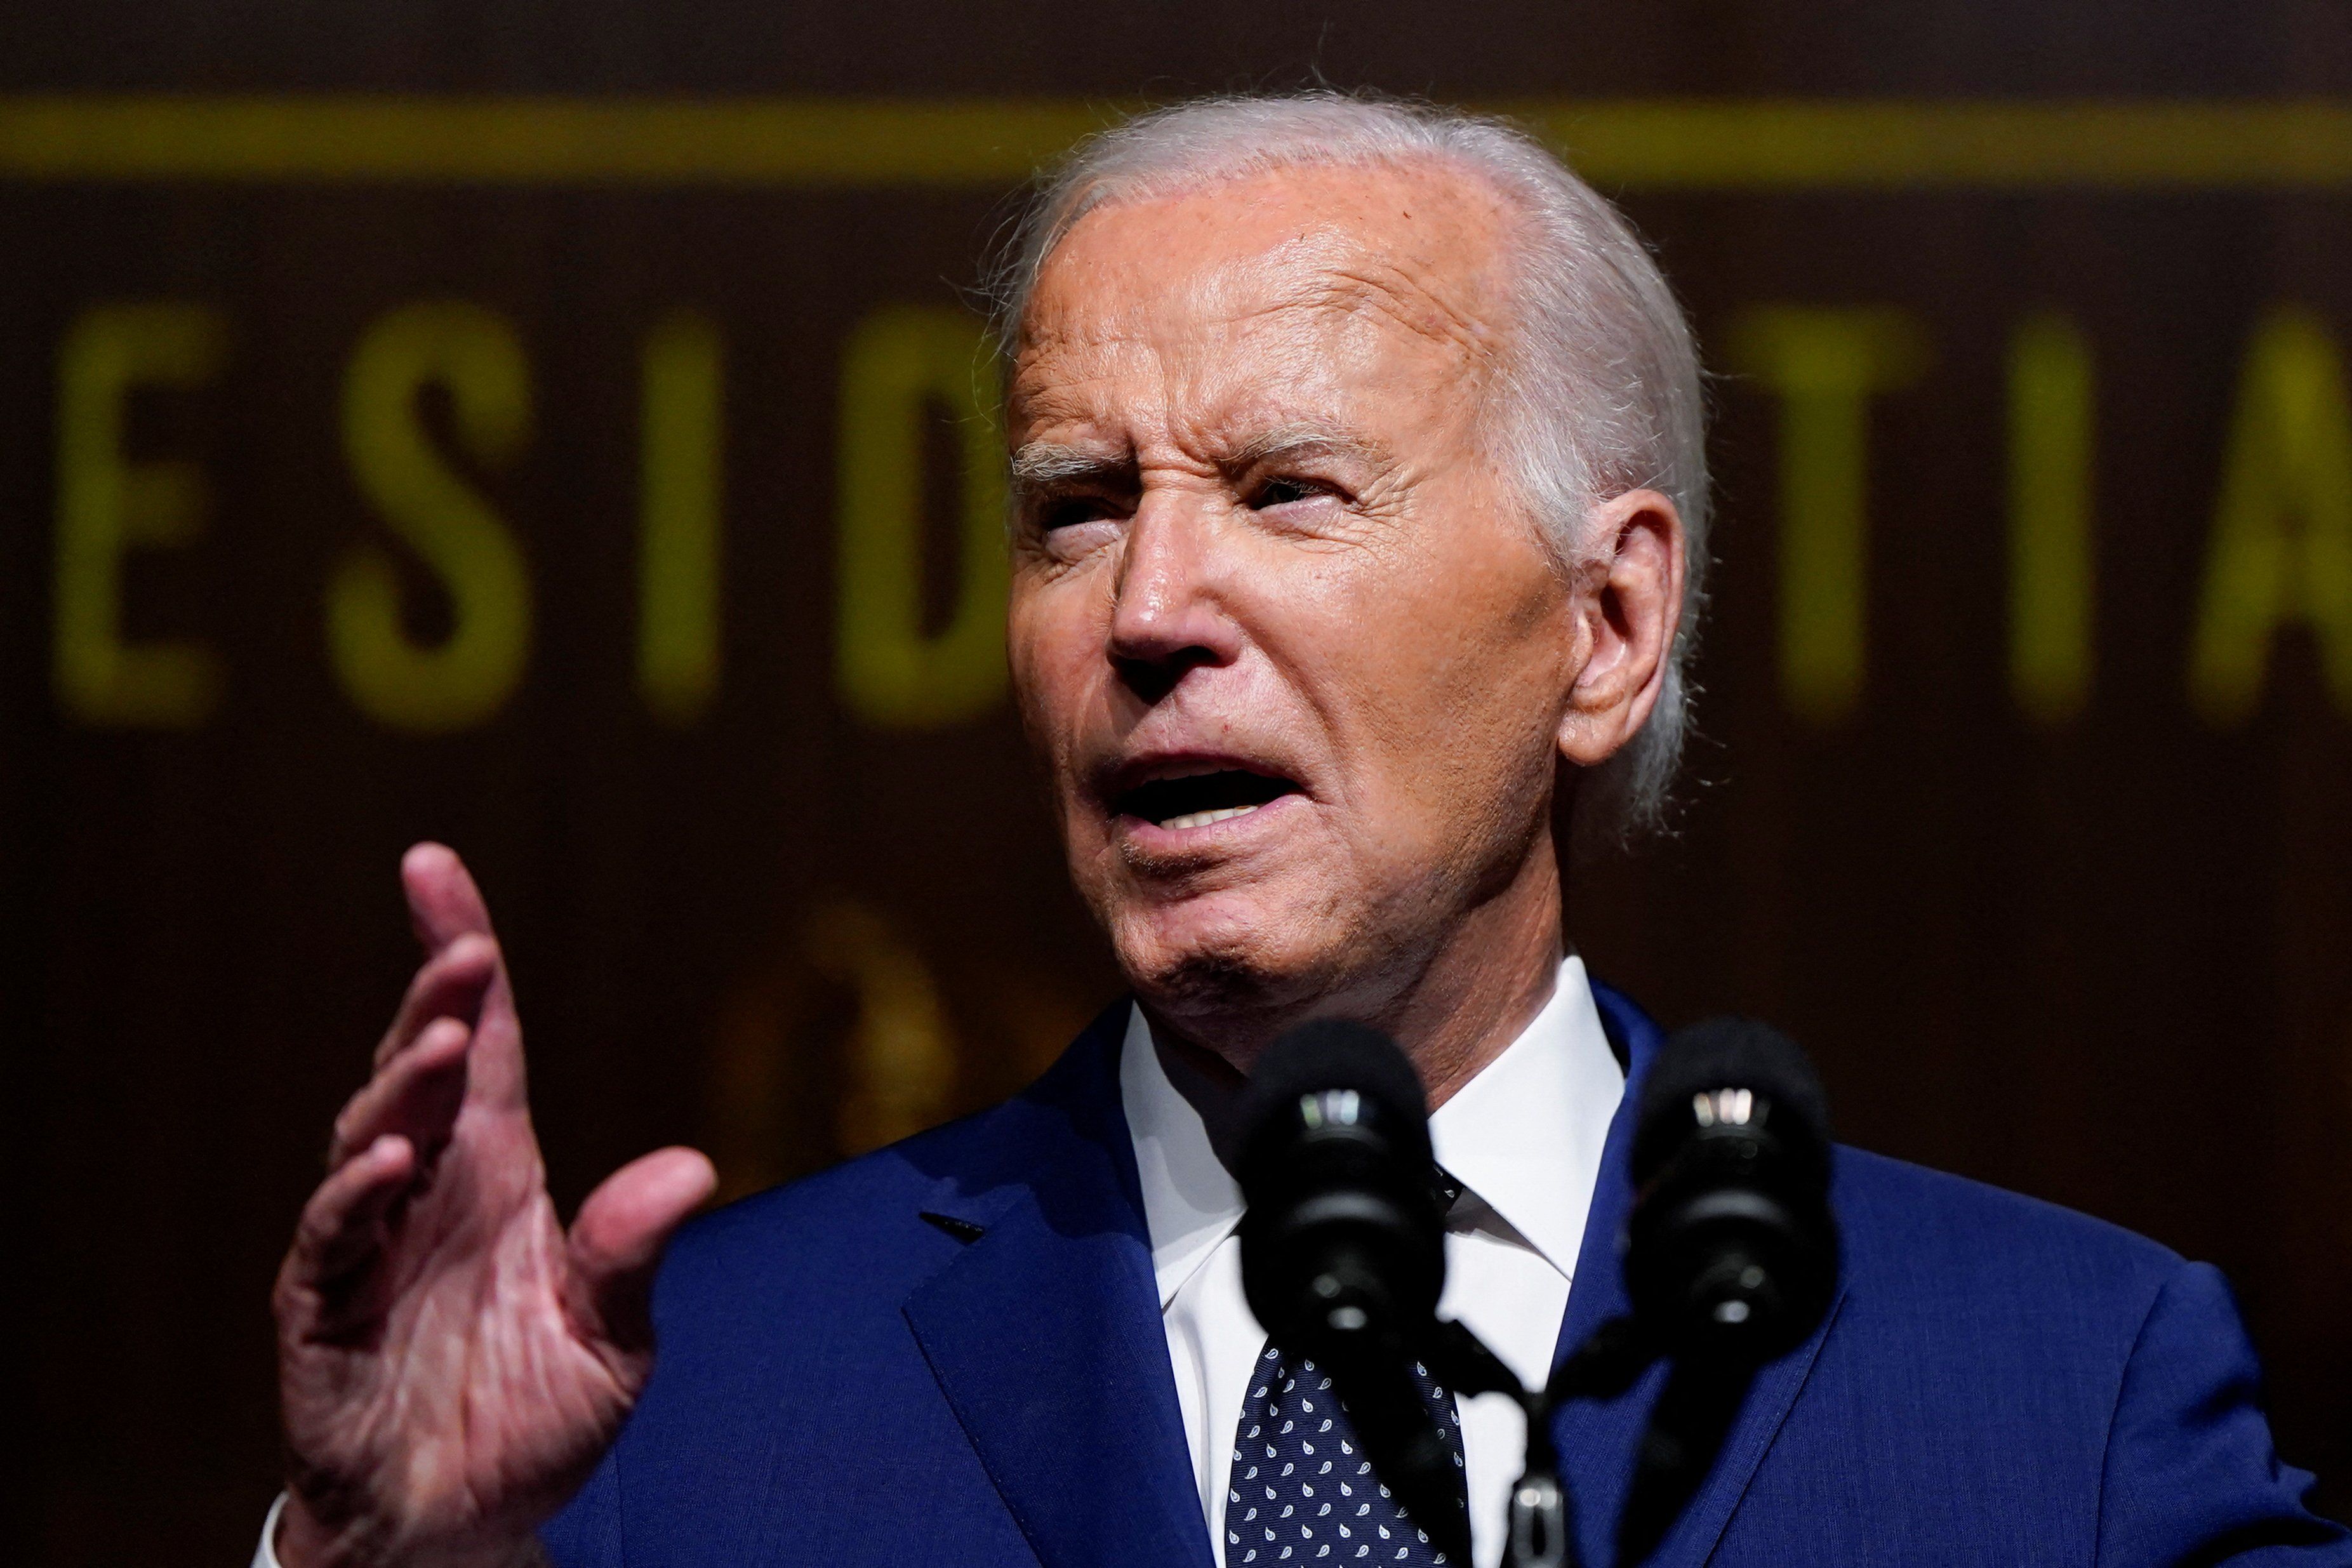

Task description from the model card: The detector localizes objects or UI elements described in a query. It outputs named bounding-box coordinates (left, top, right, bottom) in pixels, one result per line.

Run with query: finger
left=285, top=1134, right=415, bottom=1304
left=373, top=933, right=498, bottom=1070
left=401, top=842, right=529, bottom=1110
left=402, top=841, right=498, bottom=953
left=331, top=1018, right=472, bottom=1170
left=563, top=1146, right=719, bottom=1360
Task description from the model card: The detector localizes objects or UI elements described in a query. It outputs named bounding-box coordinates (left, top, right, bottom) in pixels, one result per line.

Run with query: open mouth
left=1113, top=767, right=1302, bottom=832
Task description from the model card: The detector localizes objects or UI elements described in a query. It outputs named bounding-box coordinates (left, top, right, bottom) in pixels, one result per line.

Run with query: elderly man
left=263, top=94, right=2344, bottom=1568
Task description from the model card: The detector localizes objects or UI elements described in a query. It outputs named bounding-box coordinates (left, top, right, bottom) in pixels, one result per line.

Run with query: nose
left=1106, top=503, right=1242, bottom=703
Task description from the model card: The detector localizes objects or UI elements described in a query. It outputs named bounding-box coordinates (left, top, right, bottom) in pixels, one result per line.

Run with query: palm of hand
left=273, top=847, right=714, bottom=1568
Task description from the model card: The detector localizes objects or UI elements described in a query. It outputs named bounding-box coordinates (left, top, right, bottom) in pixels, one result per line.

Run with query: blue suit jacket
left=543, top=987, right=2347, bottom=1566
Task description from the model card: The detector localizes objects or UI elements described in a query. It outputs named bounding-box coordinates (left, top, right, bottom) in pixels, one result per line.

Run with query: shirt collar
left=1119, top=1001, right=1245, bottom=1308
left=1426, top=954, right=1623, bottom=1280
left=1119, top=955, right=1626, bottom=1308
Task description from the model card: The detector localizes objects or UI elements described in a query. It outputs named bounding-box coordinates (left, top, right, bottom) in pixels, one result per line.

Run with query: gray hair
left=988, top=90, right=1708, bottom=849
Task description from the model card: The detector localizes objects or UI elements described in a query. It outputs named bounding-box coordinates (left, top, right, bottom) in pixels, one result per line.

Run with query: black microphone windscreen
left=1633, top=1016, right=1830, bottom=1187
left=1235, top=1017, right=1431, bottom=1166
left=1230, top=1018, right=1465, bottom=1567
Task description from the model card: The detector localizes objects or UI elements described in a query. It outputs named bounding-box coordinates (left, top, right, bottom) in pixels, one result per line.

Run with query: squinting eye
left=1253, top=476, right=1322, bottom=508
left=1037, top=496, right=1115, bottom=531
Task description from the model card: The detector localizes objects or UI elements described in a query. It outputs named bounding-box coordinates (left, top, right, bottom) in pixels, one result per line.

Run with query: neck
left=1145, top=830, right=1567, bottom=1110
left=1366, top=848, right=1565, bottom=1106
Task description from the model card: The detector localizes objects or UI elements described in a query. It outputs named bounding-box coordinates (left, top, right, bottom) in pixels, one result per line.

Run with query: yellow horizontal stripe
left=1, top=95, right=2350, bottom=189
left=0, top=97, right=1122, bottom=186
left=1506, top=99, right=2352, bottom=188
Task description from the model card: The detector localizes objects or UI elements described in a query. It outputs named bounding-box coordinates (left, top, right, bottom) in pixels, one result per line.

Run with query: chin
left=1106, top=888, right=1354, bottom=1054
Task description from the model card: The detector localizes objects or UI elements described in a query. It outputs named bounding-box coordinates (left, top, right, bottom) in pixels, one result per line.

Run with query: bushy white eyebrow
left=1225, top=422, right=1386, bottom=471
left=1008, top=422, right=1385, bottom=496
left=1008, top=441, right=1125, bottom=494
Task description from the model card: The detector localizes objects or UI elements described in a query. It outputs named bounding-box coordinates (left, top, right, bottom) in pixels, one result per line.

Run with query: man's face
left=1005, top=162, right=1591, bottom=1044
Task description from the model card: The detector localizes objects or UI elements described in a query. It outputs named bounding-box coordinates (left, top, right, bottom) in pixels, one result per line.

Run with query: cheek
left=1007, top=583, right=1103, bottom=783
left=1317, top=547, right=1567, bottom=818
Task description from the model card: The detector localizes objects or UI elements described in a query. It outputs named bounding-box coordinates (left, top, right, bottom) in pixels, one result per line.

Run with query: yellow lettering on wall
left=834, top=305, right=1009, bottom=729
left=328, top=301, right=532, bottom=731
left=2008, top=312, right=2097, bottom=725
left=52, top=303, right=227, bottom=726
left=637, top=310, right=724, bottom=724
left=2189, top=307, right=2352, bottom=724
left=1727, top=306, right=1931, bottom=725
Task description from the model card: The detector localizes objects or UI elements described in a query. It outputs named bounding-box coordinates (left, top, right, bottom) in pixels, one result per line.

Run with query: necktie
left=1225, top=1339, right=1466, bottom=1565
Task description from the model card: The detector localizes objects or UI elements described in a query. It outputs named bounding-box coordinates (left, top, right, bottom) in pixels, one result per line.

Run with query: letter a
left=2189, top=308, right=2352, bottom=724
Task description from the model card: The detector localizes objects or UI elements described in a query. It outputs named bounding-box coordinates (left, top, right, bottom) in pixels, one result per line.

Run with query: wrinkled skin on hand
left=271, top=845, right=715, bottom=1568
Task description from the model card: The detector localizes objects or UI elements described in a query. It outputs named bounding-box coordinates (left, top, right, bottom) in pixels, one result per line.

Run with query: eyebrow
left=1008, top=441, right=1130, bottom=495
left=1008, top=422, right=1386, bottom=495
left=1225, top=422, right=1387, bottom=472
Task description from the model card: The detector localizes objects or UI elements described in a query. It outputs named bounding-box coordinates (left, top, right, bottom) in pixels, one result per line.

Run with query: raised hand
left=271, top=844, right=716, bottom=1568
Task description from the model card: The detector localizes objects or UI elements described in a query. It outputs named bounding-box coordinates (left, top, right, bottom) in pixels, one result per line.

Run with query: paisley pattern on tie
left=1223, top=1339, right=1466, bottom=1565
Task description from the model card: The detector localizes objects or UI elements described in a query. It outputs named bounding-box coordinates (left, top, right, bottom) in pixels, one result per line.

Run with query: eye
left=1034, top=493, right=1120, bottom=532
left=1250, top=475, right=1328, bottom=510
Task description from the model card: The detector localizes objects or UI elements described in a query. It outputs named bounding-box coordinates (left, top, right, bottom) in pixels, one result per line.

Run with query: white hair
left=989, top=90, right=1710, bottom=849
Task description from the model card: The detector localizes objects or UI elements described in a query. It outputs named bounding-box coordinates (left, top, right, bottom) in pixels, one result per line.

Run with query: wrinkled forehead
left=1007, top=160, right=1518, bottom=437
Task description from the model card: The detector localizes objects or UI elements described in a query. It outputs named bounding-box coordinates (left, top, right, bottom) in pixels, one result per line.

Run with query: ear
left=1557, top=488, right=1686, bottom=769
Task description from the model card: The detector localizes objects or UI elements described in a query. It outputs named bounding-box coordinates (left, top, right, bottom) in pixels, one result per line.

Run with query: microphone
left=1626, top=1017, right=1836, bottom=1363
left=1615, top=1017, right=1839, bottom=1564
left=1235, top=1018, right=1470, bottom=1567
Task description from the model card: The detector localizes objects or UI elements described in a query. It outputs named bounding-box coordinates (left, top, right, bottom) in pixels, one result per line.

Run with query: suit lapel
left=1548, top=982, right=1663, bottom=1564
left=1553, top=984, right=1845, bottom=1568
left=903, top=1007, right=1213, bottom=1568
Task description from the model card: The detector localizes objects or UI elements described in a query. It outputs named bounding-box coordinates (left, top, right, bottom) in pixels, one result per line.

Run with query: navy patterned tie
left=1225, top=1339, right=1467, bottom=1566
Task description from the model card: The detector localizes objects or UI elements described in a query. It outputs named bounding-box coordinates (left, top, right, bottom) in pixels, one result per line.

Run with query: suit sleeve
left=2095, top=1260, right=2349, bottom=1565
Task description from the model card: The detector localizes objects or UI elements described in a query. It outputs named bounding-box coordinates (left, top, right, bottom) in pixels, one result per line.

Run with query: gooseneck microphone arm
left=1608, top=1016, right=1840, bottom=1567
left=1321, top=1337, right=1478, bottom=1565
left=1423, top=1320, right=1583, bottom=1568
left=1235, top=1020, right=1472, bottom=1568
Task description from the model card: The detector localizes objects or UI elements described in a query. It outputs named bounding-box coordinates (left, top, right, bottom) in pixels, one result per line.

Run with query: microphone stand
left=1426, top=1316, right=1657, bottom=1568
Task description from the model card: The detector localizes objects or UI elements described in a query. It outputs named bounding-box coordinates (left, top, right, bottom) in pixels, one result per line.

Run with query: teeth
left=1162, top=804, right=1261, bottom=832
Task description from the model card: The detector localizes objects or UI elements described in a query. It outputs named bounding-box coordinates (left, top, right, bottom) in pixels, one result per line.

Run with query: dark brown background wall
left=5, top=5, right=2350, bottom=1562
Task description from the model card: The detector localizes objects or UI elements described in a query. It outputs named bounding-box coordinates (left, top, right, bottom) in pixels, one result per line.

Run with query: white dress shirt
left=1122, top=956, right=1626, bottom=1568
left=256, top=956, right=1623, bottom=1568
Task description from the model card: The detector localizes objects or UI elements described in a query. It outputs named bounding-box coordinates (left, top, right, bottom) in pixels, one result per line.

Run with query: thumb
left=564, top=1146, right=719, bottom=1360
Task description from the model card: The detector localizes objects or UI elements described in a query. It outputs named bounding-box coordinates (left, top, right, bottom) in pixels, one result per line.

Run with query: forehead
left=1009, top=159, right=1517, bottom=437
